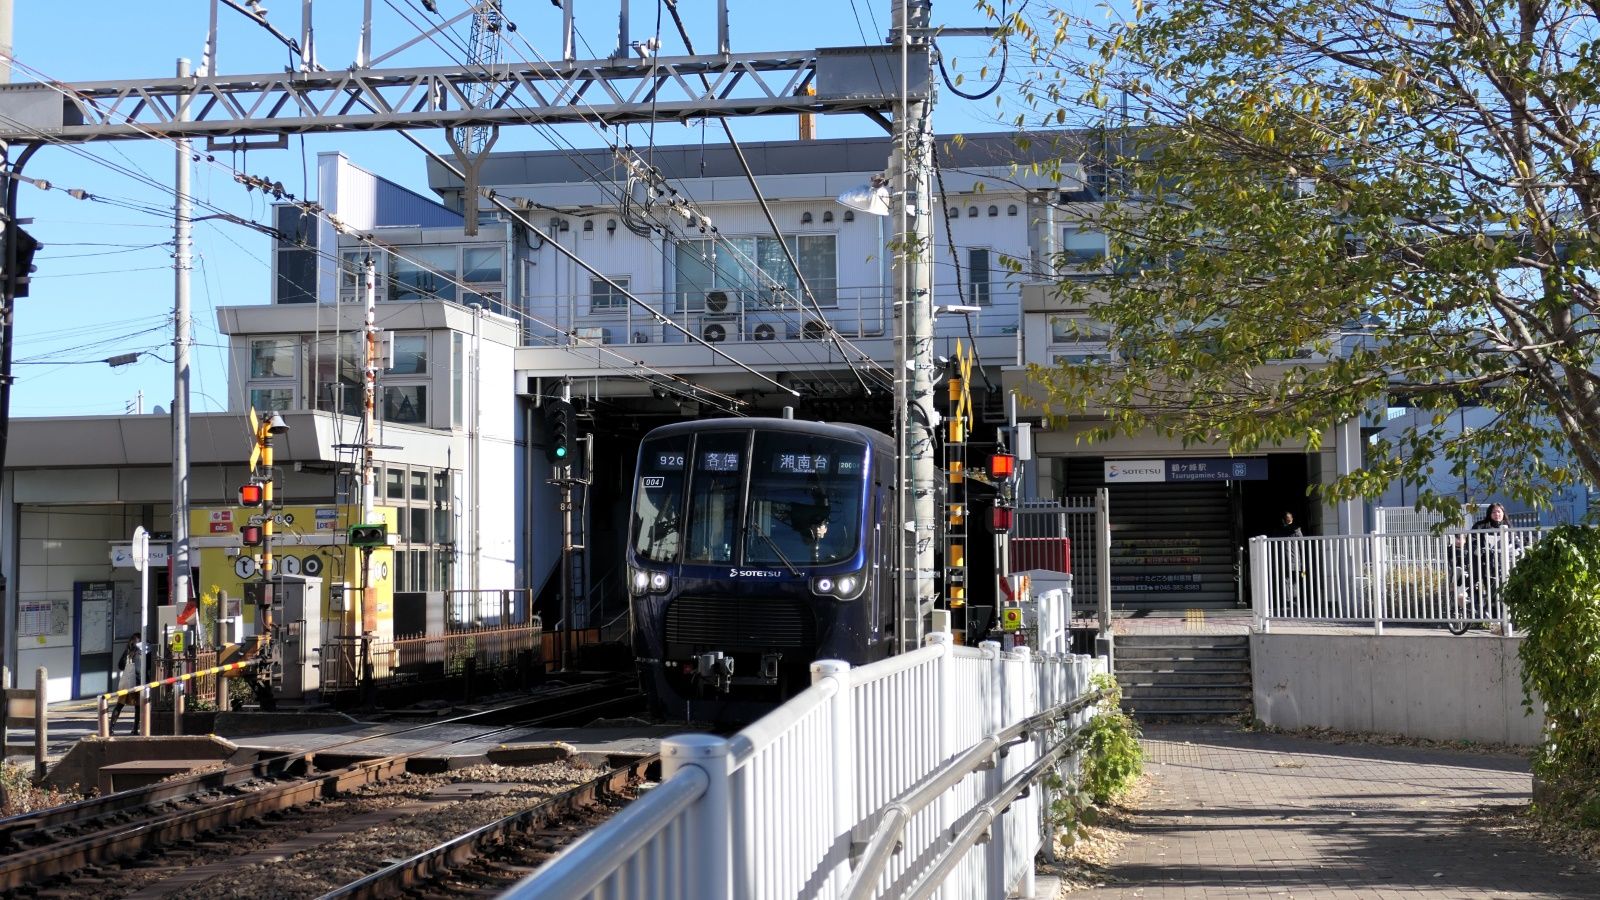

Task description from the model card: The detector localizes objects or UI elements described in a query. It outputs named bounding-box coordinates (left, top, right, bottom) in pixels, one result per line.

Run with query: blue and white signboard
left=1104, top=460, right=1166, bottom=483
left=1167, top=458, right=1268, bottom=482
left=1104, top=457, right=1269, bottom=483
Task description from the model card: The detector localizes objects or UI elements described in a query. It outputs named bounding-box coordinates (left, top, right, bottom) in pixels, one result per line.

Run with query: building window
left=1062, top=227, right=1108, bottom=266
left=968, top=248, right=992, bottom=306
left=1048, top=315, right=1114, bottom=364
left=340, top=250, right=373, bottom=299
left=249, top=388, right=294, bottom=412
left=307, top=332, right=363, bottom=417
left=383, top=384, right=427, bottom=424
left=250, top=339, right=296, bottom=378
left=387, top=334, right=428, bottom=376
left=451, top=332, right=465, bottom=430
left=590, top=276, right=631, bottom=312
left=463, top=246, right=503, bottom=283
left=273, top=204, right=318, bottom=304
left=389, top=247, right=457, bottom=302
left=675, top=235, right=837, bottom=309
left=383, top=464, right=456, bottom=592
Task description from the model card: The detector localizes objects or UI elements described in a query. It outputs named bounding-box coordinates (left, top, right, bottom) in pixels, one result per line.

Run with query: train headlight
left=812, top=571, right=866, bottom=600
left=629, top=568, right=650, bottom=596
left=650, top=571, right=671, bottom=592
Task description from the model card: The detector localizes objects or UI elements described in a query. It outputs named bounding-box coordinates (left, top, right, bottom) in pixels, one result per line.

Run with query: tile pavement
left=1075, top=726, right=1600, bottom=899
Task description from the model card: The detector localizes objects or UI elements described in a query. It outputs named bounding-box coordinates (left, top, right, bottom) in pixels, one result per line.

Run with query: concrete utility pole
left=892, top=0, right=938, bottom=651
left=172, top=57, right=194, bottom=625
left=360, top=258, right=379, bottom=634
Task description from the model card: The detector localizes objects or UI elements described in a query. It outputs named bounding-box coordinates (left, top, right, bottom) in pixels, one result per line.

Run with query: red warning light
left=990, top=453, right=1016, bottom=479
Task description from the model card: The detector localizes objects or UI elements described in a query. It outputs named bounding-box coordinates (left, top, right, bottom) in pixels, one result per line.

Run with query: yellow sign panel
left=1001, top=606, right=1023, bottom=632
left=189, top=504, right=398, bottom=642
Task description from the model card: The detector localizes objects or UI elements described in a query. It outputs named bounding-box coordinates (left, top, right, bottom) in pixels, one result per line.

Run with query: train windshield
left=684, top=432, right=747, bottom=564
left=632, top=427, right=868, bottom=568
left=633, top=435, right=689, bottom=563
left=744, top=432, right=866, bottom=567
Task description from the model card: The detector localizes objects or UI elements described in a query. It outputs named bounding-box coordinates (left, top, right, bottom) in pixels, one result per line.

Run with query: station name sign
left=1104, top=457, right=1268, bottom=484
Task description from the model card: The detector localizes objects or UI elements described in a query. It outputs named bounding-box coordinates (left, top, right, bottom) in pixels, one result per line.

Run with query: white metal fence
left=506, top=589, right=1106, bottom=900
left=1250, top=527, right=1546, bottom=633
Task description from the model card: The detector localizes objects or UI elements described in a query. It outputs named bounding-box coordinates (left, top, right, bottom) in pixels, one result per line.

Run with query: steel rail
left=0, top=677, right=630, bottom=854
left=0, top=678, right=638, bottom=890
left=317, top=753, right=663, bottom=899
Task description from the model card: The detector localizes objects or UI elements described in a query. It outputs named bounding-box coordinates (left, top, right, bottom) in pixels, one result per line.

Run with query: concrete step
left=1120, top=684, right=1253, bottom=701
left=1122, top=696, right=1253, bottom=717
left=1116, top=671, right=1251, bottom=687
left=1115, top=634, right=1250, bottom=646
left=1117, top=649, right=1251, bottom=662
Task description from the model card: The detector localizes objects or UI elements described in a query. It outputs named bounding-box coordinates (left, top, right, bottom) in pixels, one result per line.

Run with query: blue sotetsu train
left=627, top=417, right=900, bottom=720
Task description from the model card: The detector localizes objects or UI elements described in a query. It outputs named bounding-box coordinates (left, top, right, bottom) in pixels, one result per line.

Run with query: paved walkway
left=1079, top=726, right=1600, bottom=899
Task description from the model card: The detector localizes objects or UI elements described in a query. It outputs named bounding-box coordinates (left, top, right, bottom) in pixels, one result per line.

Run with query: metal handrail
left=841, top=689, right=1105, bottom=900
left=903, top=733, right=1077, bottom=900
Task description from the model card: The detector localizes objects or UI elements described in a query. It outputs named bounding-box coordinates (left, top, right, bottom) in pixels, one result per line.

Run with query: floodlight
left=837, top=175, right=890, bottom=216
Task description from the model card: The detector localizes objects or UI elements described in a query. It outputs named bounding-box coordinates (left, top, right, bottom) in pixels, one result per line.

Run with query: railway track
left=0, top=677, right=639, bottom=895
left=321, top=754, right=660, bottom=899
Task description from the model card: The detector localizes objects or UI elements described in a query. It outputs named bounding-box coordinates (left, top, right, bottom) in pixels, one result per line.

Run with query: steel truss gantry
left=0, top=47, right=926, bottom=143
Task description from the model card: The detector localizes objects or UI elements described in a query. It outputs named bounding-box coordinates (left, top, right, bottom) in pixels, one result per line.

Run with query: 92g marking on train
left=729, top=568, right=784, bottom=578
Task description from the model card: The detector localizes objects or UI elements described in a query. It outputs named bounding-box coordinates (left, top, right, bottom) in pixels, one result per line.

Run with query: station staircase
left=1114, top=633, right=1254, bottom=721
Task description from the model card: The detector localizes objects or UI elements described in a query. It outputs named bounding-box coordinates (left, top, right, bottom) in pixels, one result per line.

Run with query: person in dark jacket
left=108, top=634, right=143, bottom=734
left=1271, top=511, right=1304, bottom=538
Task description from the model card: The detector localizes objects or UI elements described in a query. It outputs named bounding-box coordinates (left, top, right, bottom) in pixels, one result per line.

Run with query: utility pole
left=172, top=57, right=194, bottom=628
left=360, top=257, right=378, bottom=635
left=892, top=0, right=937, bottom=652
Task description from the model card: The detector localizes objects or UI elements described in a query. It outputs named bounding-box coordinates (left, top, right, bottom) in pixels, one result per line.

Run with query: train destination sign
left=773, top=452, right=831, bottom=474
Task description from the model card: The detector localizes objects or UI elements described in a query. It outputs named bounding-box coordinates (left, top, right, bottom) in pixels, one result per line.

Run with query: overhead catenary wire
left=397, top=0, right=876, bottom=399
left=467, top=3, right=890, bottom=395
left=0, top=62, right=754, bottom=418
left=403, top=3, right=884, bottom=396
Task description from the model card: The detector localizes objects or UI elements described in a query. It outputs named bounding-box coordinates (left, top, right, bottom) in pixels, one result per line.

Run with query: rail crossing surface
left=1076, top=726, right=1600, bottom=899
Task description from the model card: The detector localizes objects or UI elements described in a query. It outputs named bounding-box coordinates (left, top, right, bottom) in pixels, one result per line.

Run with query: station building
left=1, top=130, right=1366, bottom=698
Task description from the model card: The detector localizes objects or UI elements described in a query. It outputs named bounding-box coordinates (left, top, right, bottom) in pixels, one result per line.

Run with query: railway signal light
left=238, top=481, right=264, bottom=507
left=544, top=399, right=576, bottom=463
left=349, top=523, right=388, bottom=548
left=241, top=524, right=264, bottom=546
left=991, top=506, right=1014, bottom=533
left=990, top=453, right=1016, bottom=480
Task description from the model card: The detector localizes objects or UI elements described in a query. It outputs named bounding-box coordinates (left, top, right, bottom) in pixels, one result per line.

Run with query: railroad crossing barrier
left=96, top=660, right=260, bottom=738
left=509, top=584, right=1105, bottom=899
left=2, top=666, right=48, bottom=781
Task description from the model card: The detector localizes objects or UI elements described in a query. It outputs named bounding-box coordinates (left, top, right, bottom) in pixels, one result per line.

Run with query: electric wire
left=483, top=9, right=889, bottom=395
left=403, top=2, right=879, bottom=397
left=0, top=63, right=752, bottom=417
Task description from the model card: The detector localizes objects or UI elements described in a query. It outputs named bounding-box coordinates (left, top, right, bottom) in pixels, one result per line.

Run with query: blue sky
left=5, top=1, right=1011, bottom=417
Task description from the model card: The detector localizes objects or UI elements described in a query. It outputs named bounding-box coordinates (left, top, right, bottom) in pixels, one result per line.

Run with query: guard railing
left=504, top=587, right=1105, bottom=899
left=1251, top=527, right=1548, bottom=634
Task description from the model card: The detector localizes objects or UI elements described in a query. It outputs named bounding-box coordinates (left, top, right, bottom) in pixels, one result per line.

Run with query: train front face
left=627, top=422, right=884, bottom=720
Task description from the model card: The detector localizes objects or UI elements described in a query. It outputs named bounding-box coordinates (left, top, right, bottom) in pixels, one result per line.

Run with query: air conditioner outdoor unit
left=751, top=323, right=777, bottom=341
left=702, top=322, right=728, bottom=343
left=574, top=326, right=611, bottom=344
left=632, top=330, right=651, bottom=344
left=802, top=320, right=828, bottom=340
left=705, top=289, right=733, bottom=314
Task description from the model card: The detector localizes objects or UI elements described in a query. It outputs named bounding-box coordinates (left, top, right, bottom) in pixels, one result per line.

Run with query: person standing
left=108, top=634, right=143, bottom=735
left=1471, top=503, right=1513, bottom=601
